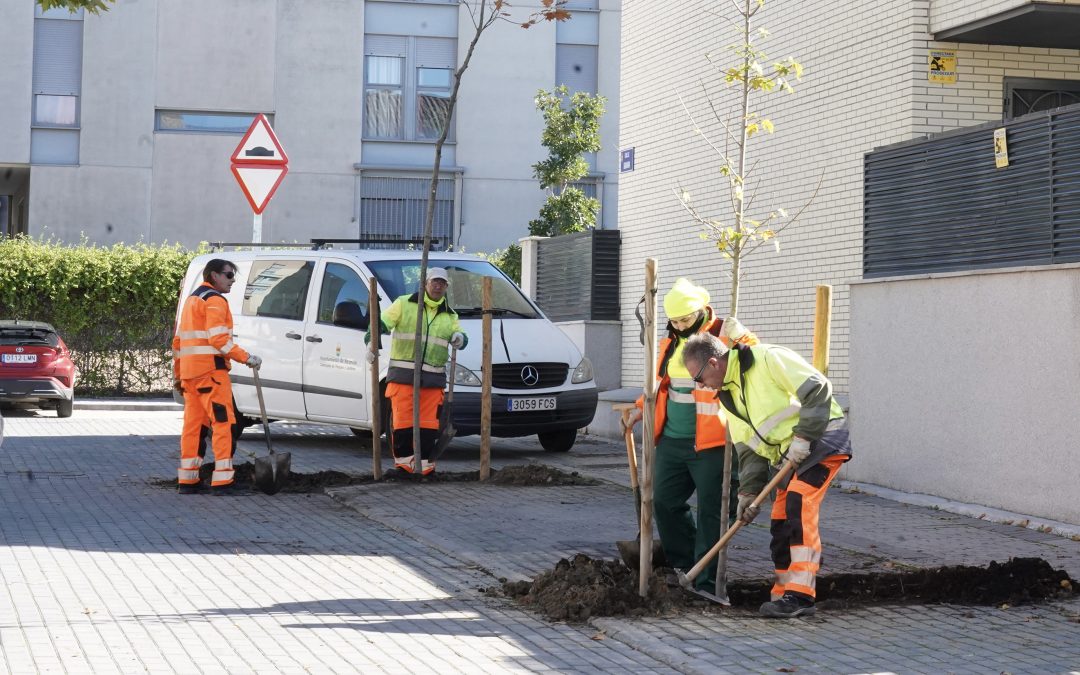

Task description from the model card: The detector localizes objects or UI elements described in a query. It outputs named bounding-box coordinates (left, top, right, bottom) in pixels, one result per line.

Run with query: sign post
left=230, top=114, right=289, bottom=242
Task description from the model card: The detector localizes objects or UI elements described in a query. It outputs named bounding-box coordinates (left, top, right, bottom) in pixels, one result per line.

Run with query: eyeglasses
left=691, top=358, right=711, bottom=384
left=221, top=270, right=235, bottom=280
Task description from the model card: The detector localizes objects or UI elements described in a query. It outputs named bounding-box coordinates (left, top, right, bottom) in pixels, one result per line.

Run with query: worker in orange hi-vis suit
left=172, top=259, right=260, bottom=496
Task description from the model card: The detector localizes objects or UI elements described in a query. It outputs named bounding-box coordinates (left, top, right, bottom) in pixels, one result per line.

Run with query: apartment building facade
left=0, top=0, right=620, bottom=253
left=620, top=0, right=1080, bottom=524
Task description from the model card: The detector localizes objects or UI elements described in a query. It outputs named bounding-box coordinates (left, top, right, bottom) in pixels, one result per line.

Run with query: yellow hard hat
left=663, top=278, right=710, bottom=318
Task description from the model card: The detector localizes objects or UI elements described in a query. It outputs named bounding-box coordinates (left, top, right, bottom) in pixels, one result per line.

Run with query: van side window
left=242, top=260, right=314, bottom=320
left=317, top=263, right=370, bottom=330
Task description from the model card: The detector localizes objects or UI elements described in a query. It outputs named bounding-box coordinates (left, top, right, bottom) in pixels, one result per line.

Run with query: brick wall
left=619, top=0, right=1080, bottom=393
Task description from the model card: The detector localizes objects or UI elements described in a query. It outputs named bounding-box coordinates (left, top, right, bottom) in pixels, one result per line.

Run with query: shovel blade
left=254, top=452, right=291, bottom=495
left=616, top=539, right=667, bottom=569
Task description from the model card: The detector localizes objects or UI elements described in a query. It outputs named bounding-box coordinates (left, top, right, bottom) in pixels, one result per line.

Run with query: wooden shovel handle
left=683, top=459, right=797, bottom=584
left=620, top=409, right=640, bottom=491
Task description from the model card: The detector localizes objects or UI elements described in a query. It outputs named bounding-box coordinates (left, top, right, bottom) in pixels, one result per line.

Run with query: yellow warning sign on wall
left=929, top=49, right=957, bottom=84
left=994, top=128, right=1009, bottom=168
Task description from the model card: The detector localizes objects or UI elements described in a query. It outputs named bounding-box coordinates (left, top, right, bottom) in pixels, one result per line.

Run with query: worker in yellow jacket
left=626, top=278, right=756, bottom=594
left=367, top=267, right=466, bottom=475
left=172, top=259, right=260, bottom=495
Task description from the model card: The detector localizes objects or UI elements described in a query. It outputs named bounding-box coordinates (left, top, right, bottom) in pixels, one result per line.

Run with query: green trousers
left=653, top=434, right=739, bottom=590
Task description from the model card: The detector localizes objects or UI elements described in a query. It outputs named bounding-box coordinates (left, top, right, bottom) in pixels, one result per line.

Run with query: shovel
left=614, top=406, right=666, bottom=569
left=434, top=346, right=458, bottom=459
left=676, top=459, right=797, bottom=604
left=251, top=366, right=291, bottom=495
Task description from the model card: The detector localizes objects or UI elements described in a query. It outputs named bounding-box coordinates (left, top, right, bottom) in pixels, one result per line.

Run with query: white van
left=174, top=248, right=598, bottom=452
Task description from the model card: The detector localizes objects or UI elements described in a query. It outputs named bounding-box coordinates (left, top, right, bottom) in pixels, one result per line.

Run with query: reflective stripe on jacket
left=172, top=284, right=249, bottom=380
left=635, top=312, right=757, bottom=452
left=718, top=343, right=845, bottom=467
left=380, top=292, right=464, bottom=388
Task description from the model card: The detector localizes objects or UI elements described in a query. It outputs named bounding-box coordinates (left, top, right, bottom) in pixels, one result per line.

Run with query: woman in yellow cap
left=626, top=278, right=756, bottom=595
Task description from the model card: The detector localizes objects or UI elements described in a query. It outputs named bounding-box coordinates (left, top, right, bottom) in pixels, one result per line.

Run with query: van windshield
left=366, top=259, right=540, bottom=319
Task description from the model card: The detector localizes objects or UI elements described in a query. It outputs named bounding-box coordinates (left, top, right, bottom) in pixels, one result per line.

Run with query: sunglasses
left=691, top=358, right=711, bottom=384
left=220, top=270, right=235, bottom=280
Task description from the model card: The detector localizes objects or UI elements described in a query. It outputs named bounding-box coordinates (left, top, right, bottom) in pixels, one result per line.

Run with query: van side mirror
left=332, top=301, right=368, bottom=330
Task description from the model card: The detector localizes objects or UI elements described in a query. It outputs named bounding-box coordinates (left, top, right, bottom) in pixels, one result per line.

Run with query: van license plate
left=1, top=354, right=36, bottom=364
left=507, top=396, right=557, bottom=412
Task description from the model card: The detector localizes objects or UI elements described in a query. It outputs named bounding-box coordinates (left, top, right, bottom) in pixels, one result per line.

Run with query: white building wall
left=0, top=3, right=34, bottom=163
left=849, top=264, right=1080, bottom=525
left=620, top=0, right=1080, bottom=394
left=7, top=0, right=619, bottom=254
left=930, top=0, right=1080, bottom=33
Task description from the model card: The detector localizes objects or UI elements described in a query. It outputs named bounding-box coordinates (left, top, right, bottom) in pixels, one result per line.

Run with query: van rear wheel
left=538, top=429, right=576, bottom=452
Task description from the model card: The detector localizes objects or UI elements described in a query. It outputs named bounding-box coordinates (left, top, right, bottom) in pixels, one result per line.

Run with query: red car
left=0, top=320, right=78, bottom=418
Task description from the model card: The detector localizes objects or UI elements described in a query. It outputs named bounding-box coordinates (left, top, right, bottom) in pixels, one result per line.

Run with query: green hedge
left=0, top=237, right=202, bottom=396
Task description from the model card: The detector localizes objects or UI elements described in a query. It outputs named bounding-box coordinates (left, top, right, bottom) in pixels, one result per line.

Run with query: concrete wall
left=620, top=1, right=1080, bottom=394
left=930, top=0, right=1080, bottom=33
left=849, top=264, right=1080, bottom=525
left=0, top=2, right=33, bottom=163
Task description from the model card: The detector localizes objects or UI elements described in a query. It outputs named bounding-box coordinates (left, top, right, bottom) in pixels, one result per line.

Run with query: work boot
left=210, top=482, right=245, bottom=496
left=177, top=483, right=201, bottom=495
left=759, top=593, right=816, bottom=618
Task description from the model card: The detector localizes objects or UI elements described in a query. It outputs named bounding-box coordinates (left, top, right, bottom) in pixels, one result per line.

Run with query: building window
left=359, top=175, right=455, bottom=248
left=364, top=35, right=456, bottom=141
left=365, top=55, right=405, bottom=138
left=33, top=94, right=78, bottom=127
left=1004, top=77, right=1080, bottom=119
left=155, top=111, right=270, bottom=134
left=416, top=67, right=452, bottom=139
left=31, top=10, right=83, bottom=164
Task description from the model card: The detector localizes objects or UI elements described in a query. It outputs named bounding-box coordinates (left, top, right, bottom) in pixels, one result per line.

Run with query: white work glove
left=621, top=408, right=643, bottom=433
left=246, top=355, right=262, bottom=370
left=366, top=350, right=377, bottom=365
left=786, top=436, right=811, bottom=466
left=450, top=332, right=466, bottom=349
left=721, top=316, right=750, bottom=344
left=736, top=492, right=760, bottom=525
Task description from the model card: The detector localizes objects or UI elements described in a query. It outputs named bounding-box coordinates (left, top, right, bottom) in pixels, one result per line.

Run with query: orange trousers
left=179, top=372, right=236, bottom=487
left=768, top=454, right=846, bottom=601
left=385, top=382, right=443, bottom=475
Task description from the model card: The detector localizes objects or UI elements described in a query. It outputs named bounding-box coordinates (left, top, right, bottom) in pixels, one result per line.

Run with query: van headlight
left=451, top=363, right=482, bottom=386
left=571, top=357, right=594, bottom=384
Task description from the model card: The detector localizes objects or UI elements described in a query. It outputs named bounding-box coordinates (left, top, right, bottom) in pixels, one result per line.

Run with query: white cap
left=428, top=267, right=449, bottom=282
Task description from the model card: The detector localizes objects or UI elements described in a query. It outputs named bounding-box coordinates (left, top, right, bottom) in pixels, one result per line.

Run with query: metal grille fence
left=359, top=176, right=454, bottom=249
left=864, top=102, right=1080, bottom=277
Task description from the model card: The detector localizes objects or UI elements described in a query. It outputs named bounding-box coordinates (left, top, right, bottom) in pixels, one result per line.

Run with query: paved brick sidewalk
left=3, top=409, right=1079, bottom=674
left=0, top=409, right=676, bottom=673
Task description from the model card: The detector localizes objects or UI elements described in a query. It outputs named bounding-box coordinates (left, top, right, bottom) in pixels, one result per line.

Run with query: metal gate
left=864, top=102, right=1080, bottom=277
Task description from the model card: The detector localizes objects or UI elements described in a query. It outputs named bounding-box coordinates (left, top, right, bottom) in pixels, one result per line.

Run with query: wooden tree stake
left=639, top=258, right=658, bottom=597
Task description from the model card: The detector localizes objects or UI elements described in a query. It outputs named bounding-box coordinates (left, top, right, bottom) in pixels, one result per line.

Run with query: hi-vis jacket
left=717, top=343, right=846, bottom=494
left=636, top=311, right=757, bottom=451
left=172, top=284, right=250, bottom=380
left=373, top=292, right=466, bottom=389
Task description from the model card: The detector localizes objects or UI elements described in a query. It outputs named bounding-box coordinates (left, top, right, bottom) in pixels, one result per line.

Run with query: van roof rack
left=209, top=238, right=441, bottom=252
left=208, top=242, right=311, bottom=252
left=310, top=237, right=439, bottom=250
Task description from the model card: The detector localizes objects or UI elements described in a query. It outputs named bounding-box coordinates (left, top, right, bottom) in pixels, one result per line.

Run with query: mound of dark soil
left=499, top=554, right=1075, bottom=622
left=499, top=553, right=689, bottom=622
left=488, top=465, right=598, bottom=486
left=149, top=463, right=596, bottom=493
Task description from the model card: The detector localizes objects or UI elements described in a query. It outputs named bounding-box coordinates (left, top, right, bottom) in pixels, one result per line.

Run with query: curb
left=74, top=399, right=182, bottom=412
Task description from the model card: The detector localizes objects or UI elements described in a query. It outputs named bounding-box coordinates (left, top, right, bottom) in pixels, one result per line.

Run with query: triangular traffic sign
left=230, top=114, right=288, bottom=165
left=230, top=164, right=289, bottom=214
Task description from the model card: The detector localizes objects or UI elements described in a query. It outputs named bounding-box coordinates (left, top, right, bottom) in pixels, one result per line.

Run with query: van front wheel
left=538, top=429, right=576, bottom=453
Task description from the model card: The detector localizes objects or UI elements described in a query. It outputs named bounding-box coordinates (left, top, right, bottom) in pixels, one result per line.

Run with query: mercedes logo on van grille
left=520, top=365, right=540, bottom=387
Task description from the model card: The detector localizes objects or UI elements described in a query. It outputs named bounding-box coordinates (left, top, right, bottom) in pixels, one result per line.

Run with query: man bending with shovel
left=681, top=332, right=852, bottom=618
